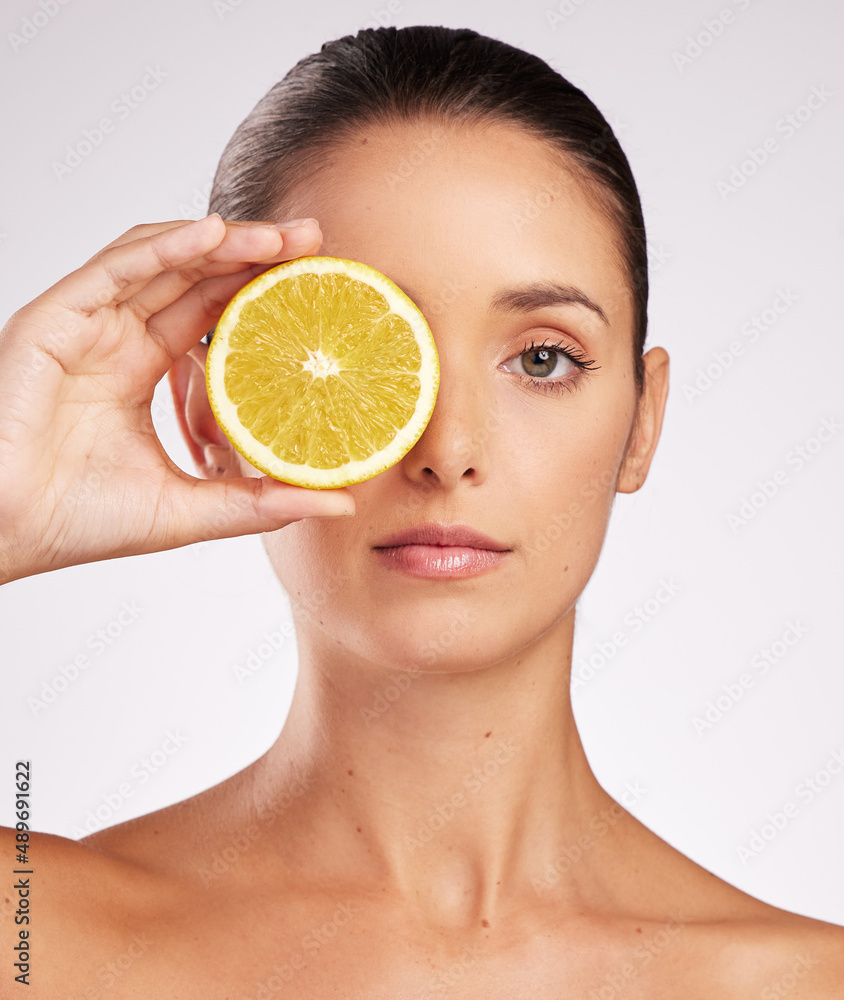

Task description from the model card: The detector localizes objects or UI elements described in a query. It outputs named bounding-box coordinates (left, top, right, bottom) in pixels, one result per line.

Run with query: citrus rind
left=205, top=256, right=440, bottom=489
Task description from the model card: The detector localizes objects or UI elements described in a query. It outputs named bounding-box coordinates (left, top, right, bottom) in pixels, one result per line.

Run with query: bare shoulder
left=0, top=822, right=158, bottom=993
left=0, top=798, right=235, bottom=997
left=76, top=768, right=260, bottom=884
left=0, top=821, right=144, bottom=915
left=614, top=812, right=844, bottom=997
left=679, top=869, right=844, bottom=997
left=0, top=819, right=168, bottom=917
left=718, top=906, right=844, bottom=998
left=1, top=762, right=274, bottom=904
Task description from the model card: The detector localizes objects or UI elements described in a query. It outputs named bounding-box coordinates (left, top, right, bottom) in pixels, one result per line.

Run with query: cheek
left=262, top=519, right=361, bottom=631
left=501, top=385, right=631, bottom=503
left=500, top=388, right=633, bottom=577
left=263, top=518, right=343, bottom=585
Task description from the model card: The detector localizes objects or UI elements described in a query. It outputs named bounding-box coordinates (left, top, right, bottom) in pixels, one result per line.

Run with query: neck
left=250, top=607, right=631, bottom=928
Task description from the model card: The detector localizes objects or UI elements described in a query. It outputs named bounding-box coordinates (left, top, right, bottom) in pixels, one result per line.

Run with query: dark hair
left=207, top=25, right=648, bottom=393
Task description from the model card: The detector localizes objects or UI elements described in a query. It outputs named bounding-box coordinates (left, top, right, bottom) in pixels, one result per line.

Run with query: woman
left=2, top=24, right=842, bottom=997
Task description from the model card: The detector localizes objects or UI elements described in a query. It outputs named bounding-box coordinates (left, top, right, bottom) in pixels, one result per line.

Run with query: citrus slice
left=206, top=256, right=439, bottom=489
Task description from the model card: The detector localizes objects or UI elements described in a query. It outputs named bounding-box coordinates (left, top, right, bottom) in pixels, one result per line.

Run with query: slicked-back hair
left=207, top=25, right=648, bottom=392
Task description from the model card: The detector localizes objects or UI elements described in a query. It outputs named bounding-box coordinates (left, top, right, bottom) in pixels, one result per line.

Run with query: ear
left=616, top=346, right=670, bottom=494
left=167, top=344, right=242, bottom=479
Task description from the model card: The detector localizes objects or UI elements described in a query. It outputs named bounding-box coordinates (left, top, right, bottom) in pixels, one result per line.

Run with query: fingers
left=49, top=215, right=320, bottom=318
left=124, top=220, right=322, bottom=322
left=171, top=475, right=356, bottom=548
left=52, top=214, right=229, bottom=315
left=96, top=220, right=188, bottom=254
left=142, top=265, right=286, bottom=364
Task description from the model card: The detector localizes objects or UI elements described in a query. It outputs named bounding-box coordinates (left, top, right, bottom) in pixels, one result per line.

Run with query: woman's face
left=232, top=118, right=665, bottom=674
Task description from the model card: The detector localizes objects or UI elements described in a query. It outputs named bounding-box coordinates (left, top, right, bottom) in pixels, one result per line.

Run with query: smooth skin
left=2, top=119, right=843, bottom=997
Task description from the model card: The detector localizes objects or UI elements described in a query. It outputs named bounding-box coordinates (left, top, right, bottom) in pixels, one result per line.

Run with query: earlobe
left=167, top=347, right=238, bottom=479
left=616, top=347, right=670, bottom=494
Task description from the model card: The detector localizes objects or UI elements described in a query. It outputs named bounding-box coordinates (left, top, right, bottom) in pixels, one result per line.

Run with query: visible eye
left=501, top=338, right=600, bottom=395
left=509, top=344, right=571, bottom=379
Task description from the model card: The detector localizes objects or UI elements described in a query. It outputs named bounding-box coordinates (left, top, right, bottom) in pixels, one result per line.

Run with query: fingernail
left=191, top=212, right=221, bottom=226
left=277, top=218, right=318, bottom=230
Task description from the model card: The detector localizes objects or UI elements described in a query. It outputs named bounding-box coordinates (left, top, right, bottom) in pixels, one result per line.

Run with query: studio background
left=1, top=0, right=842, bottom=923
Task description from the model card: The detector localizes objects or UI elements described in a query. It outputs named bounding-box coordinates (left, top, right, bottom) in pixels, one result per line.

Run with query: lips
left=373, top=522, right=509, bottom=551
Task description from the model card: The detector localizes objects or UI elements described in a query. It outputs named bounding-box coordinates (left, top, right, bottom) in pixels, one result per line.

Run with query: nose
left=399, top=351, right=492, bottom=489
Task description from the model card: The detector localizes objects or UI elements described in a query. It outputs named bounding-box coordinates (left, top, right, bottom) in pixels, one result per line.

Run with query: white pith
left=301, top=348, right=342, bottom=379
left=206, top=256, right=440, bottom=489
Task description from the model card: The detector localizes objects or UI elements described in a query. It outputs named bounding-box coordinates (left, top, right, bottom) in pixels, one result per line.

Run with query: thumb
left=172, top=475, right=355, bottom=544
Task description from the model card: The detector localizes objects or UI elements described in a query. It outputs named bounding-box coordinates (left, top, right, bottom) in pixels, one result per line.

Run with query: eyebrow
left=488, top=281, right=609, bottom=326
left=400, top=279, right=609, bottom=327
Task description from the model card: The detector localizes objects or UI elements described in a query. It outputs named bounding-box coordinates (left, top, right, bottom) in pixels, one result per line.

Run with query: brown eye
left=500, top=339, right=600, bottom=395
left=502, top=344, right=575, bottom=380
left=521, top=347, right=561, bottom=378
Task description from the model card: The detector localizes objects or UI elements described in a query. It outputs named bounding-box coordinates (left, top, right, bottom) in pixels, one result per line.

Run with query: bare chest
left=41, top=900, right=718, bottom=1000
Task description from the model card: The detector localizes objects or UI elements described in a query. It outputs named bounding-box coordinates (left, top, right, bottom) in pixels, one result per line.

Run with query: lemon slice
left=206, top=256, right=439, bottom=489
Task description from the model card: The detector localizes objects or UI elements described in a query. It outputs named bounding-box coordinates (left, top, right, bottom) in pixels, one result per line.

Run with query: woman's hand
left=0, top=214, right=355, bottom=586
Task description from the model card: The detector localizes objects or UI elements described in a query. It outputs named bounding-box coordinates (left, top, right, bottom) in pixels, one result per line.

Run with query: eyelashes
left=505, top=337, right=601, bottom=396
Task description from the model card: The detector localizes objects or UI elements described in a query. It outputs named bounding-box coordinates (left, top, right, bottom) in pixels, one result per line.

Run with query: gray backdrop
left=1, top=0, right=842, bottom=923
